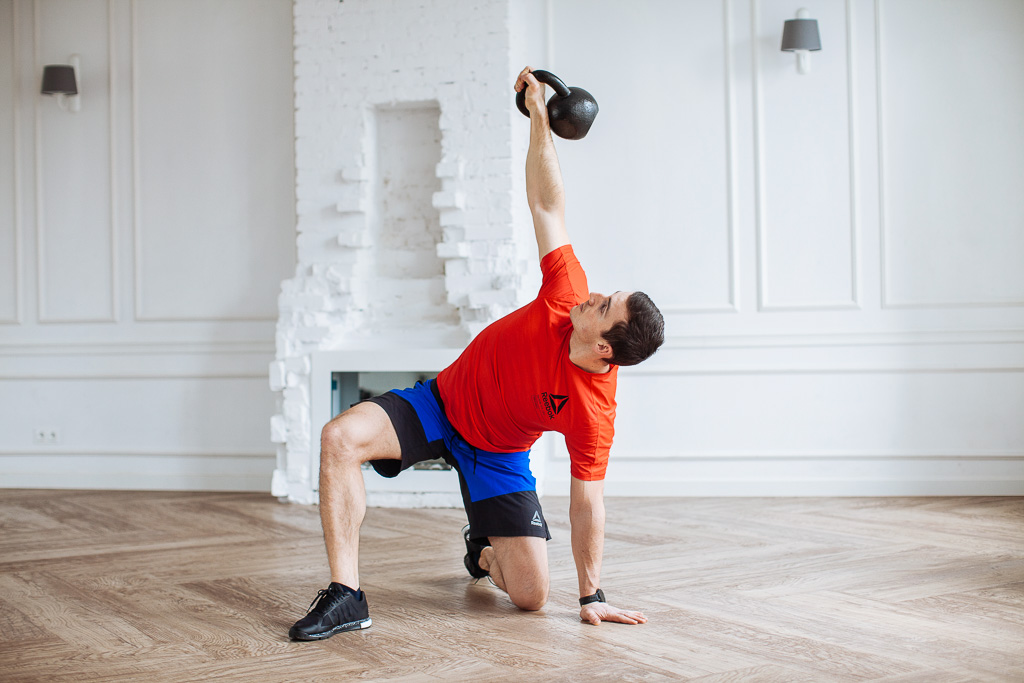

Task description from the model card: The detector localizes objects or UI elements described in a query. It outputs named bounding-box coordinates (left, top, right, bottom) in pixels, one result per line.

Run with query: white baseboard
left=365, top=492, right=464, bottom=508
left=0, top=453, right=275, bottom=492
left=542, top=454, right=1024, bottom=497
left=543, top=479, right=1024, bottom=497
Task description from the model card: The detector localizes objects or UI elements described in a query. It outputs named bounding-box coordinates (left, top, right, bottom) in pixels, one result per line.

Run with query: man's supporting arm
left=570, top=476, right=648, bottom=625
left=516, top=68, right=570, bottom=260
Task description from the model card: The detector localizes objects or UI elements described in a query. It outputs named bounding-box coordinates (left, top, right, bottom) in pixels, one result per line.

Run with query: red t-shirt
left=436, top=245, right=617, bottom=481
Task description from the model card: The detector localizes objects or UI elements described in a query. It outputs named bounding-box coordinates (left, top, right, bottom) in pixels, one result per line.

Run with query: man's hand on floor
left=580, top=602, right=648, bottom=626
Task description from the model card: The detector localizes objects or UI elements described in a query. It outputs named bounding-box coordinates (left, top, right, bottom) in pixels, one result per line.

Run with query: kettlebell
left=516, top=70, right=598, bottom=140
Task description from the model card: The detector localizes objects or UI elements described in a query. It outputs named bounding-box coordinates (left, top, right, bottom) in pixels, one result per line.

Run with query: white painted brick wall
left=273, top=0, right=523, bottom=502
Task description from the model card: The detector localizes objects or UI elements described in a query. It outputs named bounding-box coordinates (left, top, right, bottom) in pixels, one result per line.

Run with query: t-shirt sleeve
left=567, top=444, right=610, bottom=481
left=539, top=245, right=589, bottom=304
left=565, top=409, right=615, bottom=481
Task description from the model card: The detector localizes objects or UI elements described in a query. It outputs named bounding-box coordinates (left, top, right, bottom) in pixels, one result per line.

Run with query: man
left=289, top=66, right=665, bottom=640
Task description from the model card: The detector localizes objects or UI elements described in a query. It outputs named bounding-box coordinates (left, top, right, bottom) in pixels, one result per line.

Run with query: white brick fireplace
left=270, top=0, right=539, bottom=504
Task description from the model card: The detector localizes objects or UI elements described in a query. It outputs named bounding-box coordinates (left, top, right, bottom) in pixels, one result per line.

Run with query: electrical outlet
left=33, top=428, right=61, bottom=445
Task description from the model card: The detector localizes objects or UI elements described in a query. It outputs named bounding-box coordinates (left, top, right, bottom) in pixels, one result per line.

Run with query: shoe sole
left=463, top=527, right=489, bottom=579
left=464, top=552, right=489, bottom=579
left=289, top=617, right=372, bottom=641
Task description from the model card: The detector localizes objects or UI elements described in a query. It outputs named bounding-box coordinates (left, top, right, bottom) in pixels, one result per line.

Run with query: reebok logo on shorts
left=531, top=511, right=544, bottom=527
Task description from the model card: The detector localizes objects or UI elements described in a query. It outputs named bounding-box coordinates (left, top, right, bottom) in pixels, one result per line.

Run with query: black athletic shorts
left=364, top=380, right=551, bottom=546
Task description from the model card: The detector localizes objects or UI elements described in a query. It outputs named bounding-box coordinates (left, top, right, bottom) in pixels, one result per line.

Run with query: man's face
left=570, top=291, right=632, bottom=347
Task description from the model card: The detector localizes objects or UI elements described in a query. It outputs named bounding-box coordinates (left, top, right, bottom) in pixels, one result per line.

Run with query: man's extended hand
left=579, top=602, right=648, bottom=626
left=515, top=66, right=548, bottom=120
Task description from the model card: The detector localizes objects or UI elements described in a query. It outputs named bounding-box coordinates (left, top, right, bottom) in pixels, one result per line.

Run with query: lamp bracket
left=67, top=54, right=81, bottom=113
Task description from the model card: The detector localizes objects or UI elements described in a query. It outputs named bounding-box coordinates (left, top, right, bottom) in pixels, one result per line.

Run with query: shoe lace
left=307, top=588, right=332, bottom=614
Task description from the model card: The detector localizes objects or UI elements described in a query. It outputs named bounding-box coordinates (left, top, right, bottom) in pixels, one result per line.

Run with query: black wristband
left=579, top=589, right=605, bottom=606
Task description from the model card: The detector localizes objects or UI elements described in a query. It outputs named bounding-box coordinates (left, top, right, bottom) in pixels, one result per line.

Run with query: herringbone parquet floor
left=0, top=490, right=1021, bottom=681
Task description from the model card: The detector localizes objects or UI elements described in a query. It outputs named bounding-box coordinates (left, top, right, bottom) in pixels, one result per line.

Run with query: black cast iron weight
left=516, top=69, right=599, bottom=140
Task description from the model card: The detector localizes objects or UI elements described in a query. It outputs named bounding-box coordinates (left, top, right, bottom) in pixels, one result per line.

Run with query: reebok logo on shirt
left=536, top=391, right=568, bottom=420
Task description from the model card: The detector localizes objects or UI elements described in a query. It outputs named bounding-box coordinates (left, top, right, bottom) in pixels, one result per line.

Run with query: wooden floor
left=0, top=491, right=1022, bottom=682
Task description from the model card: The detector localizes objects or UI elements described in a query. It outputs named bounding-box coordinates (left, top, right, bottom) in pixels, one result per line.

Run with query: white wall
left=0, top=0, right=295, bottom=490
left=2, top=0, right=1021, bottom=497
left=535, top=0, right=1024, bottom=495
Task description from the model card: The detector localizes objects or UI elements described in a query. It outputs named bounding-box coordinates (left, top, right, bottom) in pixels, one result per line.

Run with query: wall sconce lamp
left=41, top=54, right=81, bottom=112
left=780, top=9, right=821, bottom=75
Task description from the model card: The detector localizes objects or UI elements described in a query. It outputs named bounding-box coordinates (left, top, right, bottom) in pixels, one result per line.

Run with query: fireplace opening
left=331, top=370, right=452, bottom=472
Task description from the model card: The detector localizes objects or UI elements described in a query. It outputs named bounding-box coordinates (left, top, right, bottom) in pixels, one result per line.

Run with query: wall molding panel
left=551, top=0, right=736, bottom=316
left=843, top=0, right=861, bottom=310
left=33, top=0, right=118, bottom=323
left=752, top=0, right=859, bottom=313
left=1, top=0, right=291, bottom=493
left=662, top=0, right=739, bottom=315
left=662, top=0, right=740, bottom=316
left=0, top=0, right=22, bottom=324
left=543, top=456, right=1024, bottom=497
left=0, top=449, right=273, bottom=457
left=0, top=340, right=274, bottom=379
left=625, top=351, right=1024, bottom=376
left=129, top=0, right=142, bottom=321
left=0, top=453, right=274, bottom=491
left=553, top=450, right=1024, bottom=462
left=106, top=0, right=120, bottom=322
left=875, top=0, right=1024, bottom=310
left=130, top=0, right=295, bottom=323
left=662, top=328, right=1024, bottom=350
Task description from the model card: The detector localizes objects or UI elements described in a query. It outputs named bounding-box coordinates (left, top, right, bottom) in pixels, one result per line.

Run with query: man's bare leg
left=290, top=402, right=401, bottom=640
left=318, top=402, right=402, bottom=589
left=478, top=536, right=549, bottom=611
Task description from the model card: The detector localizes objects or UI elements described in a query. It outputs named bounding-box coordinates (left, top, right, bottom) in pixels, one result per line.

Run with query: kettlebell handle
left=516, top=69, right=572, bottom=119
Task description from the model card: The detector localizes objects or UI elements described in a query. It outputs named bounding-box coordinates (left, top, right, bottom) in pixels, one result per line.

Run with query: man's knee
left=320, top=402, right=399, bottom=472
left=509, top=582, right=549, bottom=611
left=504, top=564, right=550, bottom=611
left=490, top=535, right=549, bottom=610
left=320, top=416, right=363, bottom=467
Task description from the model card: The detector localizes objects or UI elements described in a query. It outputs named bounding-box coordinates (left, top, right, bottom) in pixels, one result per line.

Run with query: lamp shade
left=41, top=65, right=77, bottom=95
left=780, top=18, right=821, bottom=52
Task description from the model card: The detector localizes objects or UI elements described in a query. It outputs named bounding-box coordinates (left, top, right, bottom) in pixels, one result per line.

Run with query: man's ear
left=596, top=340, right=613, bottom=359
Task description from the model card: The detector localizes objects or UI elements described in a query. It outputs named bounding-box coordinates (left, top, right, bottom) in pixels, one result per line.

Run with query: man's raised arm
left=570, top=476, right=648, bottom=626
left=515, top=66, right=571, bottom=261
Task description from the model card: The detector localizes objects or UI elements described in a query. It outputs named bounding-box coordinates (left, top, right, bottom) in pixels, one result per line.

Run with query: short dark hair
left=602, top=291, right=665, bottom=366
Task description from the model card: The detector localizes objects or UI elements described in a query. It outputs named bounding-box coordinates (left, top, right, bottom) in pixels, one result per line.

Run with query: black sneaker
left=463, top=525, right=489, bottom=579
left=289, top=583, right=371, bottom=640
